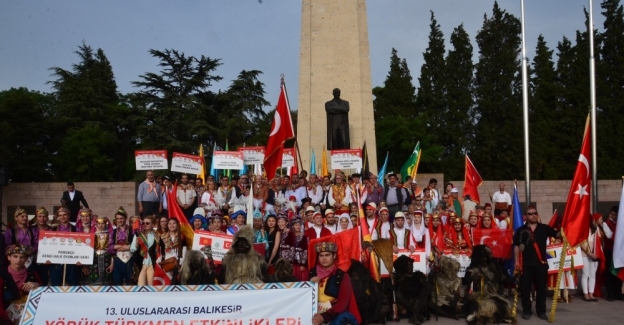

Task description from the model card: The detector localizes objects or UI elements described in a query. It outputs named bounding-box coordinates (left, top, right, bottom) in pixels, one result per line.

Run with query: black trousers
left=387, top=204, right=401, bottom=222
left=521, top=264, right=548, bottom=315
left=605, top=249, right=623, bottom=300
left=141, top=201, right=159, bottom=218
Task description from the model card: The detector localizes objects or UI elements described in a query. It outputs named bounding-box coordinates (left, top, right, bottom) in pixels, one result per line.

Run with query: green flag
left=400, top=142, right=421, bottom=182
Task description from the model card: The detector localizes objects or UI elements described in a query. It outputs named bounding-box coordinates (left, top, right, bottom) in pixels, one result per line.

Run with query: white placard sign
left=239, top=146, right=265, bottom=164
left=191, top=230, right=233, bottom=264
left=213, top=151, right=244, bottom=170
left=331, top=149, right=362, bottom=169
left=282, top=148, right=295, bottom=168
left=37, top=231, right=95, bottom=265
left=135, top=150, right=169, bottom=170
left=442, top=250, right=471, bottom=278
left=171, top=152, right=203, bottom=174
left=20, top=284, right=317, bottom=325
left=547, top=244, right=584, bottom=274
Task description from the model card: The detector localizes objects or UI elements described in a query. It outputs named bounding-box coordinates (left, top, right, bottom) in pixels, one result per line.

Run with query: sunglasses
left=527, top=212, right=538, bottom=215
left=142, top=222, right=151, bottom=225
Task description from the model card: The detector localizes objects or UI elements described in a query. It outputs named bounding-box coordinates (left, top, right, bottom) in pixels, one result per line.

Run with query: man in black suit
left=60, top=182, right=89, bottom=223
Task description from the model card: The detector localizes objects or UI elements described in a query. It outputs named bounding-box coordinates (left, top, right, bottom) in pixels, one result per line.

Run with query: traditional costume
left=279, top=218, right=309, bottom=281
left=85, top=216, right=113, bottom=285
left=109, top=207, right=134, bottom=285
left=1, top=245, right=41, bottom=324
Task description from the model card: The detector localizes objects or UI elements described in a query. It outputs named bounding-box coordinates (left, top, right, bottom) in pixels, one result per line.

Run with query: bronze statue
left=325, top=88, right=350, bottom=150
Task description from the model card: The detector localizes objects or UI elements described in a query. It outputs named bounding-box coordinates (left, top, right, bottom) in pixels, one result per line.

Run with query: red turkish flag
left=473, top=228, right=513, bottom=258
left=464, top=155, right=483, bottom=203
left=561, top=116, right=591, bottom=248
left=264, top=82, right=295, bottom=180
left=308, top=228, right=361, bottom=272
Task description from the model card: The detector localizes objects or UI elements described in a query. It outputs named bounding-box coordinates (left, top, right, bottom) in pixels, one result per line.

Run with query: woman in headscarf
left=279, top=218, right=309, bottom=281
left=49, top=207, right=78, bottom=286
left=252, top=209, right=269, bottom=254
left=336, top=213, right=353, bottom=234
left=1, top=245, right=41, bottom=324
left=84, top=216, right=113, bottom=285
left=4, top=208, right=35, bottom=271
left=75, top=208, right=95, bottom=233
left=190, top=214, right=208, bottom=232
left=411, top=211, right=430, bottom=256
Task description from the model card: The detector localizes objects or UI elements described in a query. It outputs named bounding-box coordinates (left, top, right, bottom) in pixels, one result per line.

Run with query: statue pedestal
left=297, top=0, right=377, bottom=174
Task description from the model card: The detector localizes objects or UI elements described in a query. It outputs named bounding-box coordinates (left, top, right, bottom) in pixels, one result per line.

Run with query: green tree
left=530, top=35, right=561, bottom=179
left=0, top=88, right=56, bottom=182
left=372, top=48, right=419, bottom=172
left=472, top=1, right=523, bottom=179
left=49, top=43, right=137, bottom=181
left=598, top=0, right=624, bottom=178
left=133, top=49, right=222, bottom=154
left=442, top=24, right=474, bottom=180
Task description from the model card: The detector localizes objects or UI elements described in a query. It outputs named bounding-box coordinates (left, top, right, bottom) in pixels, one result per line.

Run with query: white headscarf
left=336, top=213, right=353, bottom=233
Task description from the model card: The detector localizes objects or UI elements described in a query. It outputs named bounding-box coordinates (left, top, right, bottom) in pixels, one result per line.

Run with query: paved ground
left=377, top=294, right=623, bottom=325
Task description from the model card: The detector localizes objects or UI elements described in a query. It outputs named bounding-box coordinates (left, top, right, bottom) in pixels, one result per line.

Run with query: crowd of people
left=0, top=169, right=621, bottom=325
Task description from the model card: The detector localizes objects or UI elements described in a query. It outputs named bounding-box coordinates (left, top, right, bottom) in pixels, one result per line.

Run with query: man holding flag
left=514, top=206, right=560, bottom=320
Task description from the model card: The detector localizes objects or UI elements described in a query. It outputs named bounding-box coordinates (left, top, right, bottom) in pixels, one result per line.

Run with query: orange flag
left=166, top=183, right=195, bottom=248
left=561, top=116, right=591, bottom=248
left=464, top=155, right=483, bottom=203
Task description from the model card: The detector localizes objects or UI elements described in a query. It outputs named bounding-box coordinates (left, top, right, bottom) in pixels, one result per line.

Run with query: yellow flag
left=321, top=145, right=329, bottom=177
left=198, top=144, right=206, bottom=181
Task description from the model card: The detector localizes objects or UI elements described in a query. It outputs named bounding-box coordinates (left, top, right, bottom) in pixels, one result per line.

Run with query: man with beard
left=176, top=174, right=196, bottom=220
left=307, top=174, right=323, bottom=205
left=372, top=207, right=392, bottom=240
left=324, top=209, right=339, bottom=235
left=390, top=212, right=414, bottom=253
left=328, top=173, right=352, bottom=214
left=384, top=174, right=409, bottom=221
left=514, top=206, right=559, bottom=320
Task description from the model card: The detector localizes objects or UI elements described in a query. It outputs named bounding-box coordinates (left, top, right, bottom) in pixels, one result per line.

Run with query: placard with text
left=282, top=147, right=295, bottom=168
left=212, top=151, right=244, bottom=170
left=191, top=231, right=233, bottom=264
left=330, top=149, right=362, bottom=169
left=171, top=152, right=203, bottom=174
left=442, top=249, right=471, bottom=278
left=135, top=150, right=168, bottom=170
left=37, top=231, right=95, bottom=265
left=239, top=146, right=265, bottom=164
left=19, top=284, right=317, bottom=325
left=393, top=249, right=428, bottom=274
left=546, top=244, right=584, bottom=274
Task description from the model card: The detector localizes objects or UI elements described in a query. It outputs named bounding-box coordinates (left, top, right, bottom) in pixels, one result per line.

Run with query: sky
left=0, top=0, right=606, bottom=111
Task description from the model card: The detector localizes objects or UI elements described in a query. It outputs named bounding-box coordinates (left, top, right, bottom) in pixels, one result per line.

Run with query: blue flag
left=378, top=152, right=389, bottom=189
left=310, top=149, right=316, bottom=175
left=209, top=143, right=217, bottom=180
left=504, top=184, right=525, bottom=278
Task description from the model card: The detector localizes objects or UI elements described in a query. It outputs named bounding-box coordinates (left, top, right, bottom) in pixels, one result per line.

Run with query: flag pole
left=549, top=239, right=568, bottom=322
left=520, top=0, right=531, bottom=208
left=588, top=0, right=598, bottom=212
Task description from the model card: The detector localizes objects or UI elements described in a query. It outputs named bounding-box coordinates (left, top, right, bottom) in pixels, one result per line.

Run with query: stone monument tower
left=297, top=0, right=378, bottom=173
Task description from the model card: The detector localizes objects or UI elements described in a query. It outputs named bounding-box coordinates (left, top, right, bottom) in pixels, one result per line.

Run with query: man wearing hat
left=305, top=211, right=332, bottom=239
left=227, top=206, right=247, bottom=235
left=428, top=214, right=446, bottom=251
left=328, top=173, right=351, bottom=215
left=384, top=173, right=409, bottom=222
left=445, top=215, right=472, bottom=252
left=372, top=207, right=392, bottom=240
left=363, top=202, right=378, bottom=236
left=365, top=174, right=383, bottom=206
left=391, top=212, right=414, bottom=253
left=310, top=242, right=361, bottom=325
left=348, top=173, right=367, bottom=205
left=304, top=206, right=316, bottom=230
left=447, top=188, right=464, bottom=219
left=324, top=209, right=339, bottom=235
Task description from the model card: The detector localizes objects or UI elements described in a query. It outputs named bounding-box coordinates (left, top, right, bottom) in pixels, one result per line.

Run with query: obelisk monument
left=297, top=0, right=378, bottom=173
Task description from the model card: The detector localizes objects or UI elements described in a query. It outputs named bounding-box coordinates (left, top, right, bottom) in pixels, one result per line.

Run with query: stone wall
left=1, top=182, right=137, bottom=224
left=448, top=179, right=622, bottom=223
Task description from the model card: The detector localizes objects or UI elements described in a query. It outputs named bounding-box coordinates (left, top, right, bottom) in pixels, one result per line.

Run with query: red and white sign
left=546, top=244, right=584, bottom=274
left=192, top=231, right=233, bottom=264
left=393, top=249, right=428, bottom=274
left=282, top=147, right=295, bottom=168
left=443, top=249, right=472, bottom=278
left=212, top=151, right=244, bottom=170
left=239, top=146, right=265, bottom=164
left=37, top=231, right=95, bottom=265
left=134, top=150, right=168, bottom=170
left=331, top=149, right=362, bottom=170
left=171, top=152, right=203, bottom=174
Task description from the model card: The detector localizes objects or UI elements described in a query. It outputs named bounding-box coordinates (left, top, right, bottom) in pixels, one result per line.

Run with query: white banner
left=442, top=250, right=471, bottom=278
left=547, top=244, right=584, bottom=274
left=21, top=284, right=317, bottom=325
left=213, top=151, right=244, bottom=170
left=282, top=148, right=295, bottom=168
left=331, top=149, right=362, bottom=170
left=171, top=152, right=203, bottom=174
left=239, top=146, right=265, bottom=164
left=393, top=249, right=428, bottom=274
left=135, top=150, right=168, bottom=170
left=37, top=231, right=95, bottom=265
left=192, top=231, right=233, bottom=264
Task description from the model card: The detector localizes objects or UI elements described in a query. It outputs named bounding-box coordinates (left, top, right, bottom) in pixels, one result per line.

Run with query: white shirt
left=325, top=223, right=339, bottom=235
left=372, top=221, right=391, bottom=240
left=294, top=186, right=308, bottom=204
left=307, top=184, right=323, bottom=205
left=492, top=191, right=512, bottom=205
left=328, top=185, right=352, bottom=206
left=393, top=227, right=408, bottom=249
left=69, top=190, right=75, bottom=201
left=176, top=185, right=196, bottom=205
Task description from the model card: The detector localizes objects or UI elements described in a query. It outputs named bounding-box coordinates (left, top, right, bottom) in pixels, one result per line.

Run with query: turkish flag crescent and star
left=561, top=116, right=591, bottom=249
left=263, top=82, right=295, bottom=180
left=464, top=155, right=483, bottom=203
